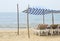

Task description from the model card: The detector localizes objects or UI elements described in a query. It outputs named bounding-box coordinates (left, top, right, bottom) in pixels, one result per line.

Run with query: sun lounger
left=50, top=24, right=58, bottom=35
left=32, top=29, right=40, bottom=35
left=37, top=24, right=49, bottom=36
left=32, top=24, right=60, bottom=36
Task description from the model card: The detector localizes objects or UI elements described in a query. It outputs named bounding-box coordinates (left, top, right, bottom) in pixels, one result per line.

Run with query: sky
left=0, top=0, right=60, bottom=25
left=0, top=0, right=60, bottom=12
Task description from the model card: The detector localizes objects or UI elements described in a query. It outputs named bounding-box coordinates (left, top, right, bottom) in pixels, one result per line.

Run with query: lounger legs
left=58, top=29, right=59, bottom=35
left=33, top=29, right=60, bottom=36
left=40, top=30, right=48, bottom=36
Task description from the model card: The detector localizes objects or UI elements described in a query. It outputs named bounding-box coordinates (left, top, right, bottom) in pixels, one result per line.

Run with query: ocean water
left=0, top=12, right=60, bottom=29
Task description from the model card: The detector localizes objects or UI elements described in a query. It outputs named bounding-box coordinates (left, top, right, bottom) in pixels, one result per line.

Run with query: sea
left=0, top=12, right=60, bottom=30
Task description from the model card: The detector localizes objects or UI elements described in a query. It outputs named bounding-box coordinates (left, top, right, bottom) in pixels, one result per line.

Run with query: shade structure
left=23, top=8, right=51, bottom=15
left=23, top=8, right=49, bottom=24
left=22, top=7, right=60, bottom=24
left=23, top=7, right=60, bottom=15
left=22, top=6, right=60, bottom=37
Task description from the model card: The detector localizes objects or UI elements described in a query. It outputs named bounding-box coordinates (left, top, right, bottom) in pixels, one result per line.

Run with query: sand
left=0, top=29, right=60, bottom=41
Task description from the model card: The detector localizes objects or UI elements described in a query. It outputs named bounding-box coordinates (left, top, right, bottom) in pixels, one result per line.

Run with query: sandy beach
left=0, top=29, right=60, bottom=41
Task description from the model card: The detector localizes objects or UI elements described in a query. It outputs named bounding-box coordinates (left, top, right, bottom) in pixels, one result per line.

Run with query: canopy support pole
left=52, top=12, right=54, bottom=24
left=27, top=5, right=30, bottom=38
left=43, top=14, right=45, bottom=24
left=51, top=12, right=54, bottom=36
left=43, top=9, right=45, bottom=24
left=17, top=4, right=19, bottom=35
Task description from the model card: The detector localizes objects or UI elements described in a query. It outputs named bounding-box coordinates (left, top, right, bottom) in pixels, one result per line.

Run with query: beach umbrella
left=17, top=3, right=19, bottom=35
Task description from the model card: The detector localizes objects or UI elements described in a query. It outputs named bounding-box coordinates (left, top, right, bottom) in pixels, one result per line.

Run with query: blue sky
left=0, top=0, right=60, bottom=12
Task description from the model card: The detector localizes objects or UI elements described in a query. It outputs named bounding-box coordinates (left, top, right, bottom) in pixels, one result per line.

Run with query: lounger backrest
left=37, top=24, right=48, bottom=29
left=50, top=24, right=58, bottom=29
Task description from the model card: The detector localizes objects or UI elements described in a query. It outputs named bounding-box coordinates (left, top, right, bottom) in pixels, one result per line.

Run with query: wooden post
left=17, top=4, right=19, bottom=35
left=43, top=14, right=44, bottom=24
left=52, top=12, right=54, bottom=24
left=51, top=11, right=54, bottom=36
left=27, top=5, right=30, bottom=38
left=58, top=25, right=59, bottom=35
left=43, top=9, right=45, bottom=24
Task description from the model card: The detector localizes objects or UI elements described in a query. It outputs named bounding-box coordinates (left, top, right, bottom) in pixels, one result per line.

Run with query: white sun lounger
left=32, top=29, right=40, bottom=35
left=32, top=28, right=49, bottom=36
